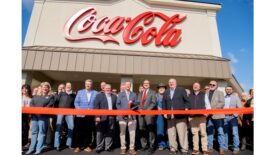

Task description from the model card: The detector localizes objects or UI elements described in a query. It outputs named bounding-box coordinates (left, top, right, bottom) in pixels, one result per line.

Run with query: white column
left=207, top=10, right=222, bottom=57
left=24, top=0, right=45, bottom=46
left=121, top=76, right=133, bottom=92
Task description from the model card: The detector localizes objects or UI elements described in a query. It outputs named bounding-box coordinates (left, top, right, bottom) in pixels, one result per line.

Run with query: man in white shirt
left=223, top=86, right=242, bottom=154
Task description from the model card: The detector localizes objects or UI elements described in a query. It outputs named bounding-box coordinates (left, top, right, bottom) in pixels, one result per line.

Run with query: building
left=22, top=0, right=243, bottom=94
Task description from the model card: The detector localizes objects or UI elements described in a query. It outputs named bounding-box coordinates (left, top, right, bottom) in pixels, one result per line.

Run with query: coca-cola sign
left=64, top=7, right=187, bottom=47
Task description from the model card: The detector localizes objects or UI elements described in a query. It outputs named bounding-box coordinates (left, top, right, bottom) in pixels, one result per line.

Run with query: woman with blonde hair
left=26, top=82, right=55, bottom=155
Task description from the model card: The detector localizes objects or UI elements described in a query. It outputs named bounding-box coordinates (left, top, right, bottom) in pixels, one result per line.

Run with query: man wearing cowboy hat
left=156, top=83, right=168, bottom=151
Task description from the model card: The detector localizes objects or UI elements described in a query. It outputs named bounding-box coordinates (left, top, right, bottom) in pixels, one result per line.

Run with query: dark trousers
left=74, top=116, right=94, bottom=148
left=22, top=114, right=30, bottom=146
left=95, top=117, right=115, bottom=150
left=46, top=115, right=56, bottom=147
left=241, top=121, right=254, bottom=147
left=138, top=115, right=156, bottom=149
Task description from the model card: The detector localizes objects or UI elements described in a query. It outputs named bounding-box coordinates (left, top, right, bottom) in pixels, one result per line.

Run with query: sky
left=22, top=0, right=254, bottom=93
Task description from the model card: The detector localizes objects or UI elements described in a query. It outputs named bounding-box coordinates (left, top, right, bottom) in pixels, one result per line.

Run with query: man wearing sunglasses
left=206, top=80, right=226, bottom=155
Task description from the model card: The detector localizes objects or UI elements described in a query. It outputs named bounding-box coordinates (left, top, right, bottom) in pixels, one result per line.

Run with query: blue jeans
left=54, top=115, right=74, bottom=148
left=207, top=118, right=226, bottom=150
left=28, top=115, right=49, bottom=153
left=156, top=115, right=168, bottom=148
left=224, top=116, right=240, bottom=151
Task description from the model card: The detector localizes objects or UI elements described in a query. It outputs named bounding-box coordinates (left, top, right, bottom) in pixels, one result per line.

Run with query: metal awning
left=22, top=46, right=243, bottom=94
left=22, top=46, right=231, bottom=78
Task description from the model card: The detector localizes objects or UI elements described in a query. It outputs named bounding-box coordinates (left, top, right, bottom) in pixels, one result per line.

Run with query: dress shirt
left=106, top=93, right=112, bottom=110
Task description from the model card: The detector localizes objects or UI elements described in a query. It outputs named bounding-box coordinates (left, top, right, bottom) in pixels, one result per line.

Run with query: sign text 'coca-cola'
left=64, top=7, right=187, bottom=47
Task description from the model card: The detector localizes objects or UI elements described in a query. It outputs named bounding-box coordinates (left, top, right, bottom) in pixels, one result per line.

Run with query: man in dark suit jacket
left=162, top=78, right=190, bottom=155
left=137, top=80, right=156, bottom=154
left=94, top=84, right=117, bottom=153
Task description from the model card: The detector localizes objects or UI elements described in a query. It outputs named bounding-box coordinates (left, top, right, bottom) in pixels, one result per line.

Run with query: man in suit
left=94, top=84, right=117, bottom=153
left=116, top=81, right=138, bottom=155
left=163, top=78, right=190, bottom=155
left=223, top=85, right=242, bottom=154
left=206, top=80, right=226, bottom=155
left=137, top=80, right=156, bottom=154
left=73, top=79, right=98, bottom=153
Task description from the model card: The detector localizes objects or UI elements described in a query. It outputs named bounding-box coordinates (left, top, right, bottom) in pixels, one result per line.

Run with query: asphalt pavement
left=22, top=147, right=253, bottom=155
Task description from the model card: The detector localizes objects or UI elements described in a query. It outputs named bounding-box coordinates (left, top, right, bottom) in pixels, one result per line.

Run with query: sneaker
left=120, top=149, right=126, bottom=155
left=158, top=147, right=164, bottom=151
left=25, top=150, right=34, bottom=155
left=129, top=149, right=137, bottom=155
left=202, top=151, right=209, bottom=155
left=34, top=151, right=41, bottom=155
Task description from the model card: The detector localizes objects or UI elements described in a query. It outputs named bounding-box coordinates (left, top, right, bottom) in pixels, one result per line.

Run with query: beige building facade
left=22, top=0, right=243, bottom=94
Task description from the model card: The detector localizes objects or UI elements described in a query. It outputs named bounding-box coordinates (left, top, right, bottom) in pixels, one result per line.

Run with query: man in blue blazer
left=73, top=79, right=98, bottom=153
left=116, top=81, right=138, bottom=155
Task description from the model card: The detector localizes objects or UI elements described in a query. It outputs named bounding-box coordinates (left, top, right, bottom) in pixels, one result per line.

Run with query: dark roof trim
left=232, top=74, right=244, bottom=92
left=177, top=0, right=222, bottom=6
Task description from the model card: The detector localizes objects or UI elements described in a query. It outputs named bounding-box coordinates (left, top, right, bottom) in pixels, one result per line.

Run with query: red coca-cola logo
left=64, top=7, right=187, bottom=47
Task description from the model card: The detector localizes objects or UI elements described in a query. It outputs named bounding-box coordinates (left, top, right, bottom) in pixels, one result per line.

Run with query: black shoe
left=95, top=149, right=103, bottom=154
left=56, top=148, right=61, bottom=152
left=106, top=148, right=113, bottom=152
left=147, top=148, right=155, bottom=153
left=140, top=147, right=148, bottom=152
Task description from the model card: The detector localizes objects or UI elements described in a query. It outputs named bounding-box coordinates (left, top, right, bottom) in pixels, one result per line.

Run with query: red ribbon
left=22, top=107, right=253, bottom=116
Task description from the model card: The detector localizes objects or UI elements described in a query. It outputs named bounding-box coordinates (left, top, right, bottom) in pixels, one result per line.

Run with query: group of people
left=21, top=78, right=254, bottom=155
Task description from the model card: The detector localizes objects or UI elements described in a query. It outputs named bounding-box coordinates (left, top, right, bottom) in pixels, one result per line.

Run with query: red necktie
left=141, top=89, right=147, bottom=106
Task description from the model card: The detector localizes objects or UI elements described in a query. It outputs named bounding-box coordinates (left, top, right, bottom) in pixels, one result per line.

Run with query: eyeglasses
left=209, top=84, right=216, bottom=86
